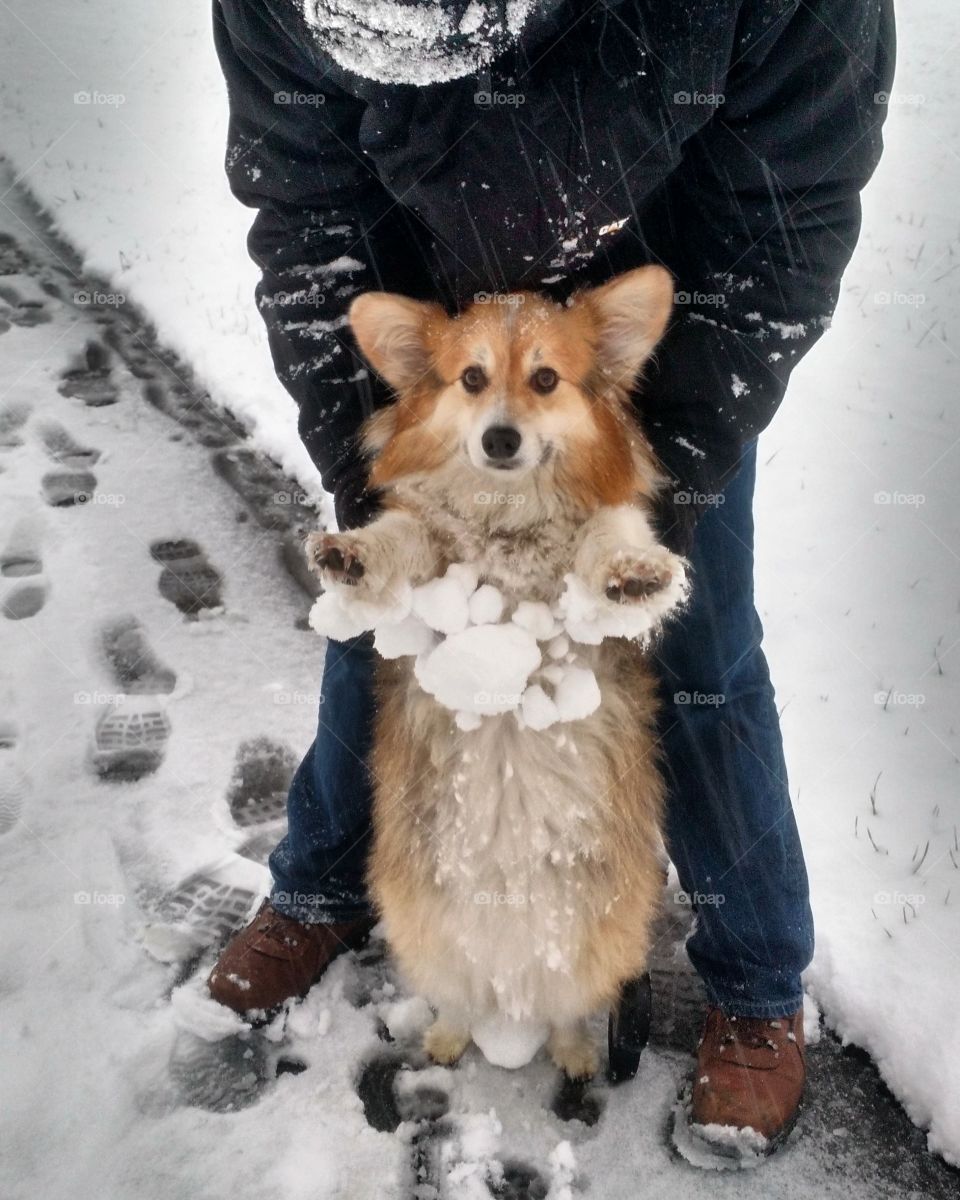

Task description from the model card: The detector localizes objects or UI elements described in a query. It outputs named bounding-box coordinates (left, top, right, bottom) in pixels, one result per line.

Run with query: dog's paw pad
left=308, top=533, right=366, bottom=585
left=605, top=556, right=673, bottom=603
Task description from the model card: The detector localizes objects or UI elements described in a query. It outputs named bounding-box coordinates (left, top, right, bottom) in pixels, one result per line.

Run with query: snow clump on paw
left=309, top=559, right=686, bottom=728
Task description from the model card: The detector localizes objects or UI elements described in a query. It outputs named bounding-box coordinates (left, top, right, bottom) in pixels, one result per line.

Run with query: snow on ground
left=753, top=7, right=960, bottom=1164
left=2, top=201, right=930, bottom=1200
left=0, top=0, right=322, bottom=505
left=0, top=0, right=959, bottom=1190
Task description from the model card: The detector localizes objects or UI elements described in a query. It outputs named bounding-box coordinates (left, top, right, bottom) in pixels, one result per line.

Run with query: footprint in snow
left=0, top=233, right=30, bottom=276
left=227, top=736, right=297, bottom=829
left=0, top=283, right=50, bottom=327
left=0, top=401, right=31, bottom=449
left=0, top=721, right=29, bottom=837
left=1, top=581, right=47, bottom=621
left=1, top=516, right=48, bottom=620
left=212, top=447, right=302, bottom=531
left=495, top=1162, right=551, bottom=1200
left=142, top=379, right=243, bottom=449
left=356, top=1054, right=550, bottom=1199
left=356, top=1055, right=451, bottom=1133
left=37, top=419, right=101, bottom=470
left=58, top=338, right=119, bottom=407
left=157, top=869, right=259, bottom=951
left=41, top=468, right=98, bottom=507
left=150, top=538, right=224, bottom=616
left=168, top=1029, right=267, bottom=1114
left=92, top=617, right=175, bottom=781
left=101, top=324, right=157, bottom=380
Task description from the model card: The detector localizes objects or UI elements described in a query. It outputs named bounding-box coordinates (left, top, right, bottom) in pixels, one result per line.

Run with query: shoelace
left=718, top=1018, right=784, bottom=1053
left=254, top=911, right=309, bottom=949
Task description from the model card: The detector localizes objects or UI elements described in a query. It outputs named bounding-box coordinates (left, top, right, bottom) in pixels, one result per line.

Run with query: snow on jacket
left=213, top=0, right=895, bottom=547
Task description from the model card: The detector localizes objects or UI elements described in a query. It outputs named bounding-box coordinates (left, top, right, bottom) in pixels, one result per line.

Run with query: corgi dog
left=307, top=266, right=686, bottom=1079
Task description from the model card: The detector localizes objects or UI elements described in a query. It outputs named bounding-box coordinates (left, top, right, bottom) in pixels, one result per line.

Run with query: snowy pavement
left=0, top=172, right=958, bottom=1200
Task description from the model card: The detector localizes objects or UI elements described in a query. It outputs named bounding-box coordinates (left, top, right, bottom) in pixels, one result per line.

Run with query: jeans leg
left=654, top=445, right=814, bottom=1017
left=269, top=634, right=376, bottom=924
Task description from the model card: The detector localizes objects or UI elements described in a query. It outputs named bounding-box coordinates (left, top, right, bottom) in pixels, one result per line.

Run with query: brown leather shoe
left=690, top=1007, right=805, bottom=1150
left=207, top=901, right=376, bottom=1016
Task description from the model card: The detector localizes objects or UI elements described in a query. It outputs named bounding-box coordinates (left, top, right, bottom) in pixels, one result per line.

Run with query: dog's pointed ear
left=581, top=265, right=674, bottom=387
left=349, top=292, right=446, bottom=392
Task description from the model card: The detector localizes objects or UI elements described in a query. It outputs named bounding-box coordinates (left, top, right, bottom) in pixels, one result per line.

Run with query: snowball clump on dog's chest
left=309, top=560, right=686, bottom=729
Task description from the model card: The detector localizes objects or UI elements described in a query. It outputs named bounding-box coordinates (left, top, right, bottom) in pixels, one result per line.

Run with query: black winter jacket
left=213, top=0, right=894, bottom=549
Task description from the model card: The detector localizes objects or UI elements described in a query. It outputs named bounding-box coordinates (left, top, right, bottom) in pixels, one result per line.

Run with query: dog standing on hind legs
left=309, top=265, right=688, bottom=1079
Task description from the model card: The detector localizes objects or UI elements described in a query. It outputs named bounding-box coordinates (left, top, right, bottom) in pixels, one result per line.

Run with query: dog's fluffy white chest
left=416, top=690, right=610, bottom=1023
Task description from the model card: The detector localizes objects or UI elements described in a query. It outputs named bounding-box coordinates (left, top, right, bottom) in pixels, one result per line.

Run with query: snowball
left=309, top=581, right=413, bottom=642
left=520, top=684, right=560, bottom=731
left=349, top=582, right=413, bottom=627
left=444, top=561, right=481, bottom=595
left=308, top=590, right=372, bottom=642
left=374, top=614, right=436, bottom=659
left=415, top=624, right=541, bottom=715
left=547, top=634, right=570, bottom=659
left=558, top=571, right=688, bottom=645
left=412, top=574, right=471, bottom=634
left=512, top=600, right=559, bottom=641
left=553, top=665, right=602, bottom=722
left=380, top=995, right=434, bottom=1041
left=310, top=561, right=686, bottom=729
left=470, top=1012, right=549, bottom=1069
left=468, top=583, right=505, bottom=625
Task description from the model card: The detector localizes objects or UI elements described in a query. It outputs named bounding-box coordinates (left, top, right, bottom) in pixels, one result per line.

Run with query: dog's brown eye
left=531, top=367, right=558, bottom=394
left=461, top=365, right=487, bottom=393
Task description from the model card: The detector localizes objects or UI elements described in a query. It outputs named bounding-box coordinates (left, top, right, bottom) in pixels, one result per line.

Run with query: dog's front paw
left=424, top=1018, right=471, bottom=1066
left=306, top=531, right=367, bottom=587
left=603, top=546, right=679, bottom=604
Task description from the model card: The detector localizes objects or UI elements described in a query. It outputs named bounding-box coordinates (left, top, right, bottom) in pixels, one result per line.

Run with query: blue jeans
left=269, top=444, right=814, bottom=1017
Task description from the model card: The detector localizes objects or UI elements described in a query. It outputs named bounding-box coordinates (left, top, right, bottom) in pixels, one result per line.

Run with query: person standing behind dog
left=208, top=0, right=893, bottom=1152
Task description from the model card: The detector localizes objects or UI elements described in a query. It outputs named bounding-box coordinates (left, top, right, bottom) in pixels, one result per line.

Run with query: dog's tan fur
left=307, top=266, right=684, bottom=1077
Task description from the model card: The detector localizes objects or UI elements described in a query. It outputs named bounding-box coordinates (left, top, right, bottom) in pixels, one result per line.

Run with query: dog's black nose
left=482, top=425, right=522, bottom=461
